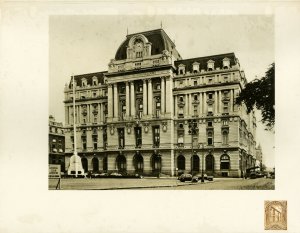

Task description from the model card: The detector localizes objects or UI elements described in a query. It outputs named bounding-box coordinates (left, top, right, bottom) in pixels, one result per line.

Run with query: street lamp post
left=188, top=119, right=198, bottom=176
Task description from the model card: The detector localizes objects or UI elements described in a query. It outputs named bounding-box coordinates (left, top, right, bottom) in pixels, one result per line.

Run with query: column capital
left=147, top=78, right=152, bottom=83
left=107, top=83, right=112, bottom=88
left=143, top=79, right=147, bottom=84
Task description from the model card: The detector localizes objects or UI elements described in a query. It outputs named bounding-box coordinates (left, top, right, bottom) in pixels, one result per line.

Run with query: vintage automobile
left=178, top=174, right=193, bottom=182
left=192, top=174, right=214, bottom=182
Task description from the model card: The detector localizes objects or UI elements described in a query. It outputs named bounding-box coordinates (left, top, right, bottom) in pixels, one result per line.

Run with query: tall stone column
left=147, top=79, right=153, bottom=117
left=78, top=106, right=81, bottom=124
left=215, top=91, right=218, bottom=114
left=130, top=82, right=135, bottom=117
left=174, top=96, right=178, bottom=117
left=165, top=77, right=172, bottom=115
left=203, top=92, right=207, bottom=114
left=107, top=84, right=113, bottom=119
left=113, top=84, right=118, bottom=119
left=126, top=82, right=130, bottom=117
left=87, top=104, right=90, bottom=123
left=189, top=93, right=192, bottom=116
left=199, top=92, right=203, bottom=115
left=219, top=90, right=222, bottom=113
left=143, top=79, right=147, bottom=116
left=185, top=94, right=188, bottom=114
left=98, top=103, right=101, bottom=123
left=230, top=89, right=234, bottom=112
left=161, top=77, right=165, bottom=114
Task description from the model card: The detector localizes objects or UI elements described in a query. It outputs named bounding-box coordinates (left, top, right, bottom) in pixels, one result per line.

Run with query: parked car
left=99, top=173, right=108, bottom=177
left=192, top=174, right=214, bottom=182
left=91, top=173, right=101, bottom=178
left=178, top=174, right=193, bottom=182
left=110, top=172, right=122, bottom=177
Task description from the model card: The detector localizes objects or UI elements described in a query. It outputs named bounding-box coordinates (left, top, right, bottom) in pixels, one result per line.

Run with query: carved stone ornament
left=109, top=125, right=115, bottom=135
left=143, top=122, right=149, bottom=133
left=126, top=123, right=132, bottom=134
left=162, top=122, right=167, bottom=132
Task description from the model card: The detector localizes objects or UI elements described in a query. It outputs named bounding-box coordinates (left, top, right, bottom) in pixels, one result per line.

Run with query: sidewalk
left=49, top=177, right=212, bottom=190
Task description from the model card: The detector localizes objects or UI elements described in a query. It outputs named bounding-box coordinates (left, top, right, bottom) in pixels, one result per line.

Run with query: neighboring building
left=256, top=144, right=263, bottom=168
left=63, top=28, right=257, bottom=177
left=49, top=115, right=65, bottom=172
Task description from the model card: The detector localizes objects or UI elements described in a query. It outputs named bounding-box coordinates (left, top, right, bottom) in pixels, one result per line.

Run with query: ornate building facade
left=49, top=115, right=65, bottom=172
left=63, top=29, right=257, bottom=177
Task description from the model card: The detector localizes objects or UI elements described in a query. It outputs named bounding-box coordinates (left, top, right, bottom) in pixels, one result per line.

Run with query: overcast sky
left=49, top=15, right=274, bottom=168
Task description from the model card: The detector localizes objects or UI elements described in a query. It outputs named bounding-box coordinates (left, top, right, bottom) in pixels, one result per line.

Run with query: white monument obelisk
left=67, top=74, right=84, bottom=177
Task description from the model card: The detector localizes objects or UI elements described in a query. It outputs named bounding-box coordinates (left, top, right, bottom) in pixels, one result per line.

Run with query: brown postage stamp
left=264, top=201, right=287, bottom=230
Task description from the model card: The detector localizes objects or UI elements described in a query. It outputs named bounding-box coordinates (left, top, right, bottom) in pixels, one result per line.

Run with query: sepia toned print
left=265, top=201, right=287, bottom=230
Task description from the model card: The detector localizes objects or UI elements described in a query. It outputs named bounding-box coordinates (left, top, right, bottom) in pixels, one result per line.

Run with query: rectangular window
left=135, top=127, right=142, bottom=148
left=119, top=86, right=125, bottom=94
left=103, top=127, right=107, bottom=149
left=194, top=105, right=198, bottom=116
left=93, top=136, right=98, bottom=150
left=207, top=104, right=213, bottom=115
left=207, top=121, right=213, bottom=127
left=82, top=140, right=87, bottom=150
left=178, top=107, right=184, bottom=118
left=223, top=102, right=229, bottom=113
left=208, top=93, right=213, bottom=99
left=207, top=132, right=213, bottom=145
left=156, top=83, right=161, bottom=90
left=153, top=126, right=160, bottom=147
left=178, top=134, right=184, bottom=144
left=136, top=52, right=143, bottom=58
left=194, top=80, right=197, bottom=86
left=118, top=128, right=125, bottom=148
left=156, top=101, right=161, bottom=118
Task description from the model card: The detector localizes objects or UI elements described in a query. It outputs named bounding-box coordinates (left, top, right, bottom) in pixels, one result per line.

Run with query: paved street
left=49, top=177, right=274, bottom=190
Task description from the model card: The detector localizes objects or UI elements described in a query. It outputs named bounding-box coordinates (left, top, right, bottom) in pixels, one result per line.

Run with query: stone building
left=63, top=28, right=257, bottom=177
left=256, top=144, right=263, bottom=168
left=49, top=115, right=65, bottom=172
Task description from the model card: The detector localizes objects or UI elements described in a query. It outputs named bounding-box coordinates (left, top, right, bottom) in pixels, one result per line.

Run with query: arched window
left=116, top=155, right=126, bottom=172
left=220, top=154, right=230, bottom=170
left=206, top=154, right=214, bottom=171
left=133, top=153, right=144, bottom=173
left=177, top=155, right=185, bottom=170
left=191, top=155, right=200, bottom=172
left=81, top=157, right=88, bottom=173
left=92, top=157, right=99, bottom=172
left=151, top=154, right=162, bottom=172
left=207, top=131, right=213, bottom=145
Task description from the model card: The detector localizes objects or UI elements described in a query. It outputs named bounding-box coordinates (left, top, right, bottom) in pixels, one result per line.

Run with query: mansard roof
left=175, top=53, right=238, bottom=72
left=115, top=28, right=181, bottom=60
left=69, top=71, right=107, bottom=88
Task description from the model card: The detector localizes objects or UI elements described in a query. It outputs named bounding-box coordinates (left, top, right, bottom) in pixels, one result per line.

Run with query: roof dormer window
left=92, top=76, right=98, bottom=86
left=192, top=62, right=200, bottom=73
left=223, top=57, right=230, bottom=69
left=178, top=64, right=186, bottom=75
left=207, top=60, right=215, bottom=71
left=82, top=78, right=87, bottom=87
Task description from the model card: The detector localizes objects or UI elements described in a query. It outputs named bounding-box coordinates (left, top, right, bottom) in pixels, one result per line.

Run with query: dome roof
left=115, top=29, right=181, bottom=60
